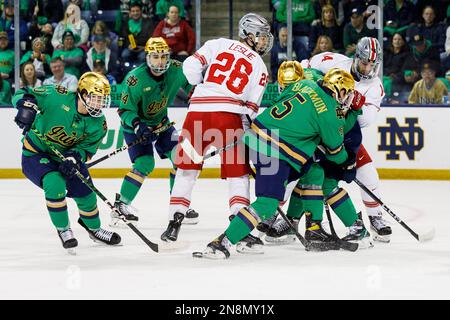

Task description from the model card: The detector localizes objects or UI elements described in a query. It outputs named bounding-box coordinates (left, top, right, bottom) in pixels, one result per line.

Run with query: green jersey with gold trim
left=118, top=60, right=192, bottom=131
left=244, top=79, right=348, bottom=172
left=13, top=85, right=107, bottom=162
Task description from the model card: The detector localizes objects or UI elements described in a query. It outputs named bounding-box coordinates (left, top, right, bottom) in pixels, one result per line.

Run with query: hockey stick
left=324, top=203, right=358, bottom=252
left=86, top=121, right=175, bottom=168
left=353, top=178, right=435, bottom=242
left=180, top=137, right=241, bottom=164
left=32, top=127, right=160, bottom=253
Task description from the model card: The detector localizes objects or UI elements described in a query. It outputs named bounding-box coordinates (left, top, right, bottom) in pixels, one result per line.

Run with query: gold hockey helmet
left=322, top=68, right=355, bottom=106
left=277, top=60, right=304, bottom=92
left=77, top=71, right=111, bottom=117
left=145, top=37, right=171, bottom=74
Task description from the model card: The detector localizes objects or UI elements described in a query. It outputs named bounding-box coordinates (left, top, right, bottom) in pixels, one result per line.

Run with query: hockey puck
left=192, top=252, right=203, bottom=258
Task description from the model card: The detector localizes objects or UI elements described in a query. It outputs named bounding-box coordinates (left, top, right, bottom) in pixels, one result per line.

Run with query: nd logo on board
left=378, top=118, right=424, bottom=160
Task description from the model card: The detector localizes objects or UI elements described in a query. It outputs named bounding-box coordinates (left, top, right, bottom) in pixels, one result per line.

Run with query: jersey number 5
left=270, top=93, right=306, bottom=120
left=206, top=52, right=253, bottom=94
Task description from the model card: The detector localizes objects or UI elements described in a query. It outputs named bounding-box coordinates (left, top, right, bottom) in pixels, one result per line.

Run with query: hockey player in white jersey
left=301, top=37, right=392, bottom=242
left=160, top=13, right=273, bottom=252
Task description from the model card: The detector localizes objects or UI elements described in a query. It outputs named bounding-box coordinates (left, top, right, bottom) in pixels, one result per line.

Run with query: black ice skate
left=57, top=228, right=78, bottom=255
left=256, top=214, right=278, bottom=235
left=193, top=234, right=231, bottom=259
left=369, top=214, right=392, bottom=243
left=182, top=209, right=199, bottom=225
left=110, top=194, right=139, bottom=228
left=342, top=214, right=374, bottom=249
left=304, top=213, right=339, bottom=251
left=78, top=218, right=121, bottom=245
left=161, top=212, right=184, bottom=242
left=265, top=216, right=298, bottom=245
left=236, top=233, right=264, bottom=254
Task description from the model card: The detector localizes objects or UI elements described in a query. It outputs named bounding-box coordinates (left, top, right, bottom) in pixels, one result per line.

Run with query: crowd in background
left=0, top=0, right=449, bottom=106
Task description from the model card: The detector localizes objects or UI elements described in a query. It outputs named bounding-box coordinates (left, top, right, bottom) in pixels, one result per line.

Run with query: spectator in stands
left=309, top=4, right=343, bottom=53
left=155, top=0, right=186, bottom=22
left=383, top=0, right=415, bottom=37
left=384, top=33, right=412, bottom=95
left=0, top=32, right=14, bottom=80
left=52, top=3, right=90, bottom=50
left=442, top=25, right=450, bottom=70
left=20, top=38, right=52, bottom=80
left=343, top=5, right=376, bottom=57
left=312, top=0, right=340, bottom=21
left=86, top=35, right=120, bottom=80
left=275, top=0, right=315, bottom=49
left=28, top=17, right=54, bottom=56
left=270, top=25, right=308, bottom=81
left=408, top=62, right=448, bottom=104
left=153, top=5, right=195, bottom=62
left=20, top=61, right=43, bottom=89
left=0, top=77, right=12, bottom=106
left=52, top=30, right=86, bottom=78
left=91, top=21, right=119, bottom=59
left=0, top=1, right=28, bottom=49
left=407, top=6, right=446, bottom=53
left=311, top=35, right=334, bottom=57
left=29, top=0, right=64, bottom=25
left=92, top=59, right=117, bottom=85
left=120, top=0, right=154, bottom=71
left=403, top=32, right=441, bottom=85
left=43, top=57, right=78, bottom=91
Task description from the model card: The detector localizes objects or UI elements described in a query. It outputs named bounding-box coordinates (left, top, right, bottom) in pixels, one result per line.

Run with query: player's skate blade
left=264, top=234, right=296, bottom=245
left=78, top=218, right=121, bottom=245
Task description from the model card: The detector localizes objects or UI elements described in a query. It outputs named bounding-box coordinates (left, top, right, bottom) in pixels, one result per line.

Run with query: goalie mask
left=322, top=68, right=355, bottom=115
left=277, top=60, right=304, bottom=92
left=238, top=13, right=273, bottom=56
left=145, top=37, right=171, bottom=75
left=352, top=37, right=382, bottom=80
left=77, top=72, right=111, bottom=117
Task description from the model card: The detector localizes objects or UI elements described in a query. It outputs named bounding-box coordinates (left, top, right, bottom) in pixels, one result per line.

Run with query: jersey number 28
left=206, top=52, right=253, bottom=95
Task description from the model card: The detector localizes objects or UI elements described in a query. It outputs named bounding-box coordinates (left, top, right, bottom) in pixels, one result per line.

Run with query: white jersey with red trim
left=301, top=52, right=385, bottom=128
left=183, top=38, right=269, bottom=118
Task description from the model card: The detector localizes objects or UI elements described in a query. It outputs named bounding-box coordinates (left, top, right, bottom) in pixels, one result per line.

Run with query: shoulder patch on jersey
left=126, top=75, right=139, bottom=87
left=171, top=59, right=182, bottom=67
left=55, top=85, right=69, bottom=95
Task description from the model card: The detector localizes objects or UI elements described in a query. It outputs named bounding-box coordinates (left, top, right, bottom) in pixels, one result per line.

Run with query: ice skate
left=161, top=212, right=184, bottom=242
left=193, top=234, right=231, bottom=259
left=369, top=214, right=392, bottom=243
left=182, top=209, right=199, bottom=225
left=264, top=216, right=298, bottom=245
left=57, top=228, right=78, bottom=255
left=305, top=213, right=339, bottom=251
left=342, top=214, right=374, bottom=249
left=110, top=194, right=139, bottom=228
left=236, top=233, right=264, bottom=254
left=78, top=218, right=121, bottom=245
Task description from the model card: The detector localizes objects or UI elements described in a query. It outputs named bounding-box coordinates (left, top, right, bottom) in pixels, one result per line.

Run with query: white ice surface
left=0, top=178, right=449, bottom=299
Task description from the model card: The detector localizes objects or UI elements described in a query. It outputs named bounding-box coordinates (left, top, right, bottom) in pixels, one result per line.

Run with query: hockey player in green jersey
left=196, top=67, right=356, bottom=259
left=112, top=37, right=199, bottom=227
left=13, top=72, right=121, bottom=254
left=263, top=61, right=373, bottom=248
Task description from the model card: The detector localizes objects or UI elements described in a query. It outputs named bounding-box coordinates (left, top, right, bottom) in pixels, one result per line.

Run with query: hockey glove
left=132, top=119, right=157, bottom=146
left=59, top=151, right=82, bottom=178
left=351, top=90, right=365, bottom=111
left=14, top=96, right=38, bottom=134
left=321, top=150, right=357, bottom=183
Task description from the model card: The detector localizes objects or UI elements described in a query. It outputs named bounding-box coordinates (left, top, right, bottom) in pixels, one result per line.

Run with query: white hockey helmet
left=238, top=13, right=273, bottom=56
left=352, top=37, right=382, bottom=80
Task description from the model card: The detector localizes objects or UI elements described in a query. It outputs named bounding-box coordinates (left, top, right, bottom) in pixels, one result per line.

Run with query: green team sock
left=120, top=155, right=154, bottom=204
left=325, top=188, right=358, bottom=227
left=74, top=192, right=101, bottom=230
left=323, top=178, right=358, bottom=227
left=43, top=172, right=69, bottom=230
left=225, top=197, right=278, bottom=244
left=286, top=187, right=304, bottom=219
